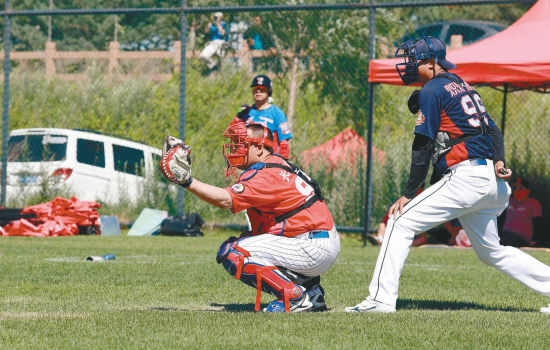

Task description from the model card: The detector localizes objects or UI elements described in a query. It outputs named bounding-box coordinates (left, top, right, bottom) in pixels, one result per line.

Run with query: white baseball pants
left=369, top=159, right=550, bottom=307
left=237, top=226, right=340, bottom=277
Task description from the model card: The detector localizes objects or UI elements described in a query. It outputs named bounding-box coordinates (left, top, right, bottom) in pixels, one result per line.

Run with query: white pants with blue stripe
left=237, top=226, right=340, bottom=277
left=369, top=159, right=550, bottom=307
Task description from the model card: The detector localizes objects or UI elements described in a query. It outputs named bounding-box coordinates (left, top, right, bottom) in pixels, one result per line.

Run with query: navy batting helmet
left=395, top=36, right=457, bottom=85
left=251, top=75, right=273, bottom=96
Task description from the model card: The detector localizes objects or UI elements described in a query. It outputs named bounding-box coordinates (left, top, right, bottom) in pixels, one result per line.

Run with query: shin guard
left=217, top=241, right=303, bottom=312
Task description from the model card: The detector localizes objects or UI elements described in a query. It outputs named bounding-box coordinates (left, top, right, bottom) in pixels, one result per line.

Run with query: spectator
left=440, top=219, right=471, bottom=247
left=243, top=16, right=276, bottom=71
left=368, top=184, right=427, bottom=246
left=200, top=12, right=228, bottom=71
left=500, top=178, right=545, bottom=247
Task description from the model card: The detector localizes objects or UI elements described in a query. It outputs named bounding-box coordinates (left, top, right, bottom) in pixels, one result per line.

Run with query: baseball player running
left=346, top=36, right=550, bottom=313
left=229, top=75, right=292, bottom=158
left=160, top=122, right=339, bottom=313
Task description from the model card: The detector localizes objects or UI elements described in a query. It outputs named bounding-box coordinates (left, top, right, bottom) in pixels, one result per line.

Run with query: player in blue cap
left=228, top=75, right=293, bottom=158
left=346, top=36, right=550, bottom=313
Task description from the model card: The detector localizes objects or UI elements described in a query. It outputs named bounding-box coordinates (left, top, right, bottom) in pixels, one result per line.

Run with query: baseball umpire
left=160, top=122, right=340, bottom=313
left=346, top=36, right=550, bottom=313
left=229, top=75, right=293, bottom=158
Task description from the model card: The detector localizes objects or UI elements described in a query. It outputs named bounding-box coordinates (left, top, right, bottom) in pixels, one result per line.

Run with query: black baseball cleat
left=264, top=285, right=327, bottom=313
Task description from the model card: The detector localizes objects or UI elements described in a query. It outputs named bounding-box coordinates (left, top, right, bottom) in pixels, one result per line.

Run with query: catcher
left=160, top=122, right=340, bottom=313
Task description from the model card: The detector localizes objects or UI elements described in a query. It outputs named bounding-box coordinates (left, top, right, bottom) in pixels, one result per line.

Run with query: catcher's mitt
left=160, top=135, right=192, bottom=186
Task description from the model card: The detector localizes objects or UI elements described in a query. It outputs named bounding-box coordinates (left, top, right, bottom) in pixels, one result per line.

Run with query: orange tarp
left=1, top=196, right=100, bottom=237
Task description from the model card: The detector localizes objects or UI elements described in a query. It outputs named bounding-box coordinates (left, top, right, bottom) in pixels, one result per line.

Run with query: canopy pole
left=363, top=0, right=376, bottom=246
left=501, top=83, right=508, bottom=136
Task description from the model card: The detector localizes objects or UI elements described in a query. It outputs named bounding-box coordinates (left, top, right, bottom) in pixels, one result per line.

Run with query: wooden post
left=173, top=41, right=181, bottom=74
left=45, top=41, right=56, bottom=77
left=109, top=41, right=120, bottom=77
left=239, top=40, right=251, bottom=72
left=449, top=35, right=463, bottom=50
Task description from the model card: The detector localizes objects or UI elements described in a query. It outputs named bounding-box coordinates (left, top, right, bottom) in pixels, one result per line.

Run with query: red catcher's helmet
left=222, top=122, right=274, bottom=176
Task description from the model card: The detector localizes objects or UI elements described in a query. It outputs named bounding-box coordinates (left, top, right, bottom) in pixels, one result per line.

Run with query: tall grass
left=2, top=66, right=550, bottom=228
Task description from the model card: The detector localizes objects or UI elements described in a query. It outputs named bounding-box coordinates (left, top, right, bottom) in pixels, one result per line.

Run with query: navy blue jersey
left=414, top=73, right=495, bottom=174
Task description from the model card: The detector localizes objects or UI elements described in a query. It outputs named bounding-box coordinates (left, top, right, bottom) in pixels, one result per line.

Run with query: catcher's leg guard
left=217, top=241, right=303, bottom=312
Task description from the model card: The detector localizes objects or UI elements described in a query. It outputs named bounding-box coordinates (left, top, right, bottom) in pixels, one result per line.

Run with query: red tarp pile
left=0, top=197, right=100, bottom=237
left=301, top=128, right=385, bottom=170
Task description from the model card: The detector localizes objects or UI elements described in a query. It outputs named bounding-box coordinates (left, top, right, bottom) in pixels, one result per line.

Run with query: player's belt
left=445, top=158, right=488, bottom=174
left=308, top=231, right=329, bottom=239
left=469, top=159, right=487, bottom=166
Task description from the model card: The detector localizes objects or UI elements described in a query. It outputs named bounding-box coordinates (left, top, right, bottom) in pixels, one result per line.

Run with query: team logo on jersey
left=230, top=183, right=245, bottom=194
left=279, top=170, right=291, bottom=182
left=415, top=110, right=425, bottom=126
left=280, top=122, right=290, bottom=135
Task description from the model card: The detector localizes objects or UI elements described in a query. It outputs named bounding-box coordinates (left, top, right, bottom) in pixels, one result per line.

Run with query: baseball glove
left=160, top=135, right=192, bottom=187
left=408, top=90, right=420, bottom=114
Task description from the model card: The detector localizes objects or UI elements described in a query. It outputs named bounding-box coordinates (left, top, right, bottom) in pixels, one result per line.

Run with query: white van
left=5, top=128, right=163, bottom=204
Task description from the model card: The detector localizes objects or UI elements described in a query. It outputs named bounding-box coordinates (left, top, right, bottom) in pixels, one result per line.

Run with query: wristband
left=182, top=177, right=193, bottom=188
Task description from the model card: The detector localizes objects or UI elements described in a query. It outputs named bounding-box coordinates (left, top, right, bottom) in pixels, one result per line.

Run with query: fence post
left=177, top=0, right=188, bottom=217
left=238, top=40, right=251, bottom=72
left=45, top=41, right=56, bottom=77
left=364, top=0, right=376, bottom=246
left=501, top=83, right=508, bottom=136
left=109, top=41, right=120, bottom=77
left=1, top=0, right=12, bottom=206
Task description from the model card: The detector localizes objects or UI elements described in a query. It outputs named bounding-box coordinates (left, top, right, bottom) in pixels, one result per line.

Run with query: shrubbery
left=3, top=64, right=550, bottom=229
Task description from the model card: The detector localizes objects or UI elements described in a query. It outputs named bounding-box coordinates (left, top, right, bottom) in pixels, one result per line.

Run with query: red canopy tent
left=369, top=0, right=550, bottom=92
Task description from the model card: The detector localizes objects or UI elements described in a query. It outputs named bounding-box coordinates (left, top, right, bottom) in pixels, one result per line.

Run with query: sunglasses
left=512, top=186, right=525, bottom=191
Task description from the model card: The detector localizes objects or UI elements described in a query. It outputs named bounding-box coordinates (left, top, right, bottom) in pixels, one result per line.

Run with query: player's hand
left=236, top=104, right=252, bottom=120
left=239, top=230, right=252, bottom=238
left=160, top=135, right=192, bottom=186
left=389, top=196, right=411, bottom=219
left=494, top=161, right=512, bottom=180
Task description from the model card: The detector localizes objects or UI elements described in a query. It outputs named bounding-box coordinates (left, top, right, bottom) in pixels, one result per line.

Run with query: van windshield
left=8, top=134, right=68, bottom=162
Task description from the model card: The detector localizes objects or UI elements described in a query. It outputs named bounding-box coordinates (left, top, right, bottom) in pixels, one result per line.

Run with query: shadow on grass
left=397, top=299, right=534, bottom=312
left=210, top=303, right=260, bottom=312
left=149, top=304, right=259, bottom=313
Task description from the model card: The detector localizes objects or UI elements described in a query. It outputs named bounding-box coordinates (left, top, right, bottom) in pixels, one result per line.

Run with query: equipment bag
left=160, top=213, right=204, bottom=237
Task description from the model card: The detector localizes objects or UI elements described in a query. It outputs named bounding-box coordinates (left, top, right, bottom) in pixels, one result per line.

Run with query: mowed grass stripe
left=1, top=231, right=550, bottom=349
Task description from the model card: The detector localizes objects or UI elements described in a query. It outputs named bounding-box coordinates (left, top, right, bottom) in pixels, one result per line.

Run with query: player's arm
left=390, top=86, right=439, bottom=218
left=186, top=179, right=233, bottom=210
left=403, top=134, right=433, bottom=199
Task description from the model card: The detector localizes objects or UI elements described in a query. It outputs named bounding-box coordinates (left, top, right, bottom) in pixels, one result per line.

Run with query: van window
left=77, top=139, right=105, bottom=168
left=8, top=134, right=67, bottom=162
left=446, top=25, right=485, bottom=44
left=114, top=145, right=144, bottom=176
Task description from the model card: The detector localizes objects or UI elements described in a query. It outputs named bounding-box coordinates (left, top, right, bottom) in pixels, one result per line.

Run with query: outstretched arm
left=186, top=179, right=233, bottom=210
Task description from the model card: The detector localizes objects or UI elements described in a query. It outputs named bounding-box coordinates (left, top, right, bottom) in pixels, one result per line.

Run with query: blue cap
left=414, top=37, right=457, bottom=70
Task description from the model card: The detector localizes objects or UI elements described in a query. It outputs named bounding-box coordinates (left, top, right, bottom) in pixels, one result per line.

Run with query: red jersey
left=224, top=155, right=334, bottom=237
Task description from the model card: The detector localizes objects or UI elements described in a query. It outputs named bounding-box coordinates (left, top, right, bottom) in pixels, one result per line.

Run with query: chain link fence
left=1, top=0, right=545, bottom=235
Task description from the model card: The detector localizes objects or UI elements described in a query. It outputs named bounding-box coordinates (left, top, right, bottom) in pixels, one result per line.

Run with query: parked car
left=400, top=20, right=507, bottom=47
left=5, top=128, right=163, bottom=204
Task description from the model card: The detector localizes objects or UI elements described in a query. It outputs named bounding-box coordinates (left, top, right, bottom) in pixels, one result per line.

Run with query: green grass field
left=2, top=231, right=550, bottom=349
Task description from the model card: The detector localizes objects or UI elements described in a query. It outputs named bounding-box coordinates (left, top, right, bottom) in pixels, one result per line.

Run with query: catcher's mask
left=395, top=36, right=456, bottom=85
left=223, top=122, right=274, bottom=176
